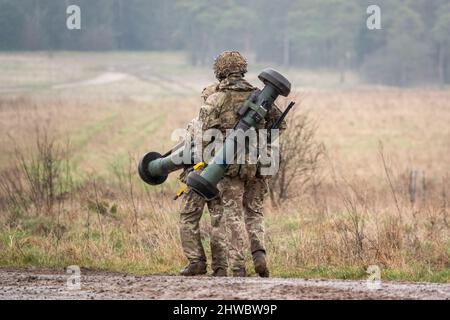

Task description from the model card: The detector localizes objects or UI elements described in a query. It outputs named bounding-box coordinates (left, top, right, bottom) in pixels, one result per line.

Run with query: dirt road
left=0, top=269, right=448, bottom=300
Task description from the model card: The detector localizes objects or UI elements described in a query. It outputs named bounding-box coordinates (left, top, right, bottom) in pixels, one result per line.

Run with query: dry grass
left=0, top=52, right=448, bottom=282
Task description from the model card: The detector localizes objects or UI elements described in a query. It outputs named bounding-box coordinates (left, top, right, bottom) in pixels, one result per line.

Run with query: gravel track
left=0, top=269, right=448, bottom=300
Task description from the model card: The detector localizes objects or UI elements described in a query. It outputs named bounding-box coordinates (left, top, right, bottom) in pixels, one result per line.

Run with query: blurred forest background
left=1, top=0, right=450, bottom=87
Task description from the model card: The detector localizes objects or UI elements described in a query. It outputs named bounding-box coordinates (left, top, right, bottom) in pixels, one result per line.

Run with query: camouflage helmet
left=213, top=51, right=248, bottom=80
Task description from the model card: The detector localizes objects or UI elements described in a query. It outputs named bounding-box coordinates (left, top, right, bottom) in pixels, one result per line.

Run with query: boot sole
left=180, top=270, right=207, bottom=276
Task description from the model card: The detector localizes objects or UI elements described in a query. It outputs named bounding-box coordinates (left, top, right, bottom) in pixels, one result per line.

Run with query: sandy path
left=52, top=72, right=131, bottom=89
left=0, top=269, right=448, bottom=300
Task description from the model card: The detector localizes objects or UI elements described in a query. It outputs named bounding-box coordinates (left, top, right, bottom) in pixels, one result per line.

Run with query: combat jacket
left=199, top=74, right=285, bottom=180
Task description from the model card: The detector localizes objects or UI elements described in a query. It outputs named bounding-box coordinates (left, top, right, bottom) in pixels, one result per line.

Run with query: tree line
left=1, top=0, right=449, bottom=86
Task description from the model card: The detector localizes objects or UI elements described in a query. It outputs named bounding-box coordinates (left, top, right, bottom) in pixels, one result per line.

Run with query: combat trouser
left=243, top=177, right=268, bottom=254
left=179, top=187, right=228, bottom=271
left=221, top=176, right=268, bottom=272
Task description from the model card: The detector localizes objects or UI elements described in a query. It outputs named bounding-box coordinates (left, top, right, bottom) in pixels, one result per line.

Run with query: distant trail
left=1, top=59, right=203, bottom=95
left=0, top=269, right=448, bottom=300
left=3, top=70, right=197, bottom=96
left=0, top=72, right=132, bottom=94
left=52, top=72, right=131, bottom=89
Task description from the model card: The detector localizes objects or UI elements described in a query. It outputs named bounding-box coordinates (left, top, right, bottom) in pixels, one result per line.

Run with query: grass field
left=0, top=52, right=449, bottom=282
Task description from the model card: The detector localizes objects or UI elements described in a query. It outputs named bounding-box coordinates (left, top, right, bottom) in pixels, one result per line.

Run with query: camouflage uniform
left=199, top=51, right=286, bottom=275
left=178, top=186, right=227, bottom=272
left=178, top=83, right=228, bottom=275
left=199, top=82, right=272, bottom=271
left=201, top=83, right=218, bottom=101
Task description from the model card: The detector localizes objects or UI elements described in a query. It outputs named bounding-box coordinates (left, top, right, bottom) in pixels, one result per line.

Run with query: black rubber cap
left=186, top=172, right=220, bottom=201
left=258, top=68, right=291, bottom=97
left=138, top=151, right=168, bottom=185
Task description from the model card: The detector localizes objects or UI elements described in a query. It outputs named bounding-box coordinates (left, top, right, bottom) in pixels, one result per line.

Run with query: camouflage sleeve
left=178, top=118, right=199, bottom=181
left=184, top=118, right=196, bottom=140
left=198, top=92, right=226, bottom=151
left=198, top=92, right=226, bottom=131
left=201, top=83, right=218, bottom=102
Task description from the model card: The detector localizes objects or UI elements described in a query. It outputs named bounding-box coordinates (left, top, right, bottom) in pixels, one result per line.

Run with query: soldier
left=178, top=83, right=228, bottom=277
left=198, top=51, right=286, bottom=277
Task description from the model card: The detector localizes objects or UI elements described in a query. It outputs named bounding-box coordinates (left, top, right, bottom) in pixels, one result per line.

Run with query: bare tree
left=268, top=108, right=325, bottom=206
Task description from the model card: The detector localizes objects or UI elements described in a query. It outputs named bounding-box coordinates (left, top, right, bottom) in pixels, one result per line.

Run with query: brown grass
left=0, top=52, right=448, bottom=282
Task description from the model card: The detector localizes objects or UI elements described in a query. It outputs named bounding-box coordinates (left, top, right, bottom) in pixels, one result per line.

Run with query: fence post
left=409, top=170, right=417, bottom=205
left=422, top=171, right=427, bottom=204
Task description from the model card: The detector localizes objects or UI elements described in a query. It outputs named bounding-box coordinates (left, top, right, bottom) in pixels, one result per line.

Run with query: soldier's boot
left=212, top=267, right=227, bottom=277
left=232, top=268, right=246, bottom=277
left=180, top=261, right=207, bottom=276
left=252, top=250, right=269, bottom=277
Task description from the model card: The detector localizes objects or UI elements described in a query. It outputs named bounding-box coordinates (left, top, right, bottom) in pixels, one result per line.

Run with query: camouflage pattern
left=179, top=84, right=218, bottom=184
left=199, top=74, right=257, bottom=178
left=214, top=176, right=268, bottom=271
left=198, top=71, right=285, bottom=272
left=213, top=51, right=248, bottom=81
left=199, top=75, right=286, bottom=179
left=201, top=83, right=218, bottom=101
left=178, top=83, right=227, bottom=273
left=217, top=176, right=247, bottom=271
left=179, top=56, right=287, bottom=274
left=179, top=187, right=228, bottom=271
left=243, top=177, right=268, bottom=254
